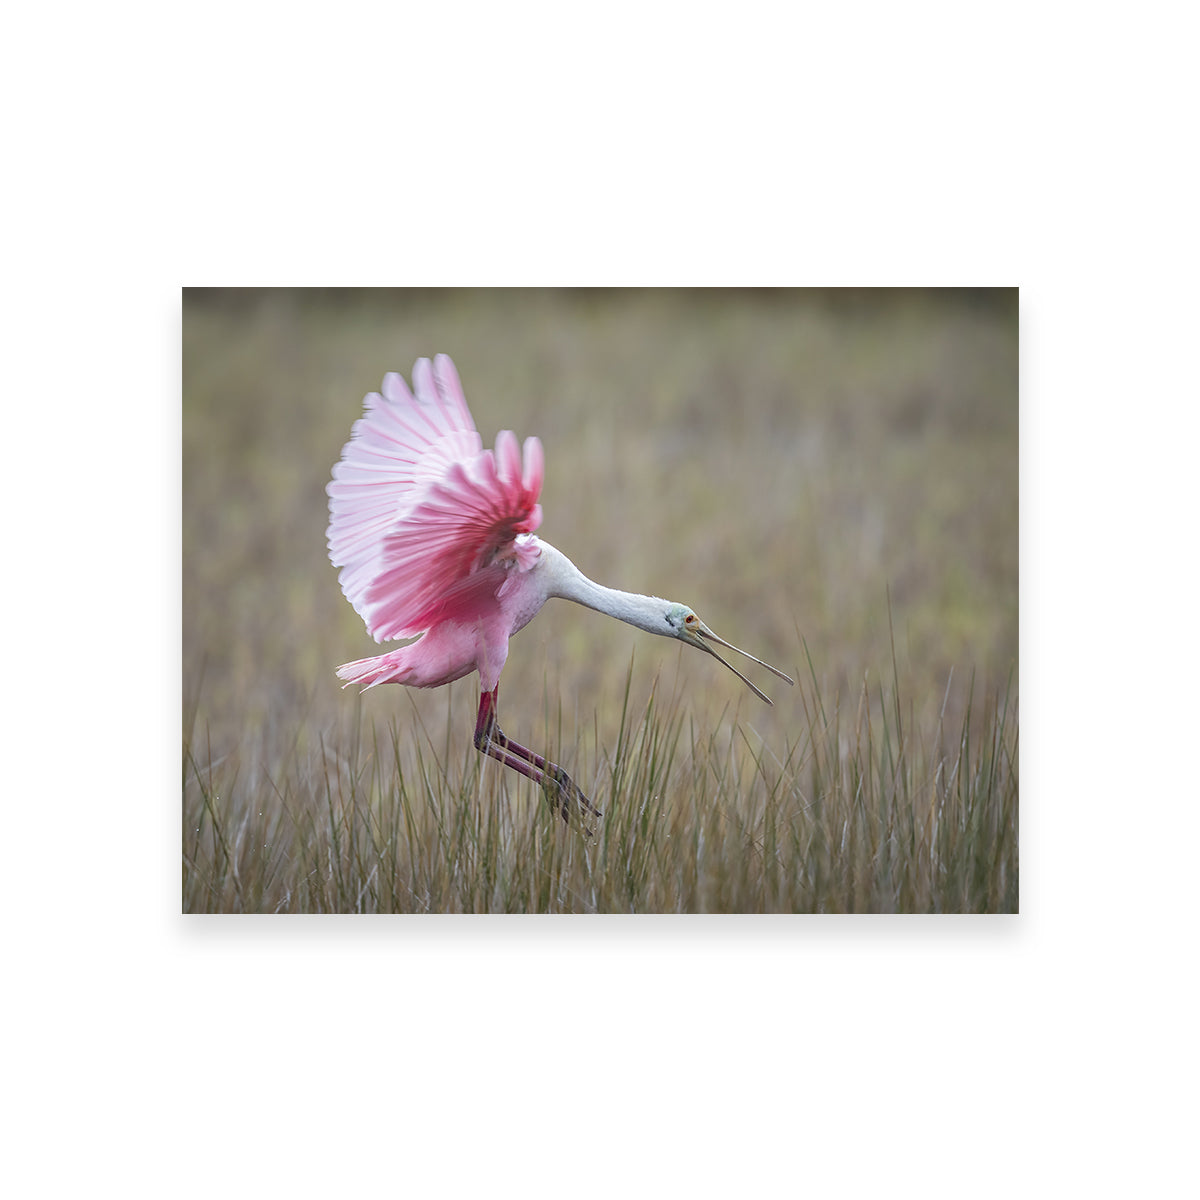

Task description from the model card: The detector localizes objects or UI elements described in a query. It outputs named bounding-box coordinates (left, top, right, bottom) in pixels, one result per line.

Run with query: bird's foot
left=542, top=765, right=603, bottom=838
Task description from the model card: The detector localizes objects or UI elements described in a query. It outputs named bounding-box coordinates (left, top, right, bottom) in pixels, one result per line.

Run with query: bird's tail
left=335, top=649, right=412, bottom=690
left=336, top=627, right=475, bottom=691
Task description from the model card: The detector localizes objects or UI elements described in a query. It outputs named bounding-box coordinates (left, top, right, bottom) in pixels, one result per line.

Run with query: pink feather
left=326, top=354, right=543, bottom=642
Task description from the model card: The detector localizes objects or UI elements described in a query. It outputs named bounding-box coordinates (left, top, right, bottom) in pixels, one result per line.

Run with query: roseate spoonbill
left=326, top=354, right=793, bottom=830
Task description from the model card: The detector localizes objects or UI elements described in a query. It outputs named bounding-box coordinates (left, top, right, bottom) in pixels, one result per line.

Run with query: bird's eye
left=685, top=613, right=697, bottom=626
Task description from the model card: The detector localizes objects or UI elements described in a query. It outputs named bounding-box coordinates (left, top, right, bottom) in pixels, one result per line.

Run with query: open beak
left=688, top=620, right=795, bottom=705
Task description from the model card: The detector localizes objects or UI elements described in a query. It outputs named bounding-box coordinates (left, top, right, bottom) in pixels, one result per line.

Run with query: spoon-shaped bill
left=692, top=620, right=795, bottom=705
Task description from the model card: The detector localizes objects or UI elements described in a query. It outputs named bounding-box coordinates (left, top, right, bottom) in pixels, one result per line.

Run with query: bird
left=326, top=354, right=793, bottom=831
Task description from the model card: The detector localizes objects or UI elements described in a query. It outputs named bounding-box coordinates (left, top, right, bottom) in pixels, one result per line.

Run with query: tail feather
left=335, top=626, right=477, bottom=691
left=335, top=650, right=411, bottom=690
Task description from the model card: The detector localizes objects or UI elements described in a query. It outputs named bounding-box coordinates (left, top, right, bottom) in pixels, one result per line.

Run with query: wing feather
left=326, top=355, right=544, bottom=642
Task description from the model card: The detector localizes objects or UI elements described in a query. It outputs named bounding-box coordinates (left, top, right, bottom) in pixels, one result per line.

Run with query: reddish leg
left=473, top=687, right=602, bottom=833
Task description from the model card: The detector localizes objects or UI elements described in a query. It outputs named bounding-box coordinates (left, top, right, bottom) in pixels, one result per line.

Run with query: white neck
left=536, top=540, right=672, bottom=636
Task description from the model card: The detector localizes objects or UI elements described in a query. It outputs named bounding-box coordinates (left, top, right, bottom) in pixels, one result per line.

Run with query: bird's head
left=663, top=602, right=794, bottom=704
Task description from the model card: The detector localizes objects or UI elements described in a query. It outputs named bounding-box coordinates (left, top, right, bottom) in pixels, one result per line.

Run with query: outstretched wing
left=326, top=354, right=544, bottom=642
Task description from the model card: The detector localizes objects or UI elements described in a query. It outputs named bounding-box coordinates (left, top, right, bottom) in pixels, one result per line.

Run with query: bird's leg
left=473, top=687, right=602, bottom=833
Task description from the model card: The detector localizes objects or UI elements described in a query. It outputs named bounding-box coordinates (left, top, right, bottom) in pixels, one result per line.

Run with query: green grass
left=183, top=648, right=1017, bottom=913
left=182, top=287, right=1018, bottom=914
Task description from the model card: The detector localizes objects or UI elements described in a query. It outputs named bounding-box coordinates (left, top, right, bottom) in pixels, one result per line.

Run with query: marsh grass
left=182, top=647, right=1017, bottom=913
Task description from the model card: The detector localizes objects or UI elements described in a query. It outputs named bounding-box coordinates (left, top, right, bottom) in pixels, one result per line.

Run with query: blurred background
left=183, top=288, right=1017, bottom=777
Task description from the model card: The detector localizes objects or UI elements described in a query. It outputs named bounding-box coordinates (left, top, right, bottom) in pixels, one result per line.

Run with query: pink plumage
left=327, top=354, right=792, bottom=831
left=327, top=354, right=543, bottom=644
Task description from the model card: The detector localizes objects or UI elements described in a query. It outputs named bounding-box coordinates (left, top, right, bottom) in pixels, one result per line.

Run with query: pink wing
left=326, top=354, right=544, bottom=642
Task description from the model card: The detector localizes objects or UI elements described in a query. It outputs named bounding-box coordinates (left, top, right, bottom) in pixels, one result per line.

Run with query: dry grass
left=182, top=287, right=1018, bottom=912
